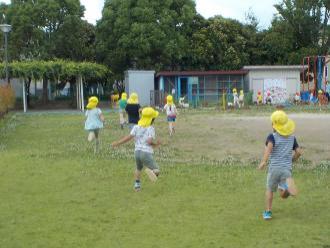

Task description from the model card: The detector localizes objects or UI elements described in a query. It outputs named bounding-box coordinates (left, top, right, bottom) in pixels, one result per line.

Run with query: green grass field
left=0, top=110, right=329, bottom=248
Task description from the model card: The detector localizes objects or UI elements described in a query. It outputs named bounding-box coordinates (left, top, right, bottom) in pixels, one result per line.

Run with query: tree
left=0, top=60, right=110, bottom=106
left=4, top=0, right=87, bottom=61
left=190, top=16, right=250, bottom=70
left=266, top=0, right=330, bottom=64
left=96, top=0, right=198, bottom=77
left=53, top=17, right=96, bottom=61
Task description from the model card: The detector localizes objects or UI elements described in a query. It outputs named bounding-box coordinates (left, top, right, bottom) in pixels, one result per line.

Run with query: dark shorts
left=167, top=116, right=176, bottom=122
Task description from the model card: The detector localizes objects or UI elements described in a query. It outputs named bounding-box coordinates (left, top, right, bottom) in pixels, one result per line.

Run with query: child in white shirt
left=112, top=107, right=161, bottom=191
left=163, top=95, right=177, bottom=136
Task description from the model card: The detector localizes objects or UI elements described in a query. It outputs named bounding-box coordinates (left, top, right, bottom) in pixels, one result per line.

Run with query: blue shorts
left=167, top=117, right=176, bottom=122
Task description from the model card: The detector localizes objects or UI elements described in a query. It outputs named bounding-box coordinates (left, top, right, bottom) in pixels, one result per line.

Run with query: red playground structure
left=301, top=56, right=329, bottom=103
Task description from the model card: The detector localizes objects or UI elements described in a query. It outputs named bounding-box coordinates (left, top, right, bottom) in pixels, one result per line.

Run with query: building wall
left=125, top=70, right=155, bottom=106
left=246, top=69, right=300, bottom=102
left=0, top=79, right=22, bottom=97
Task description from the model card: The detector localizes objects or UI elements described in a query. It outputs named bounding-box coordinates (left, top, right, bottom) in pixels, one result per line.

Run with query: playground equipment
left=301, top=56, right=329, bottom=103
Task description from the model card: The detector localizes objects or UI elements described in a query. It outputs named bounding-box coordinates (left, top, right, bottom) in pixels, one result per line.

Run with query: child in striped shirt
left=258, top=110, right=302, bottom=220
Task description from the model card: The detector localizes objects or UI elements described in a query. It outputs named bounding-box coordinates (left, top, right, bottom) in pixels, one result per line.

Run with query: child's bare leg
left=134, top=169, right=142, bottom=181
left=265, top=190, right=273, bottom=211
left=88, top=131, right=95, bottom=142
left=119, top=113, right=125, bottom=129
left=286, top=177, right=298, bottom=196
left=168, top=122, right=173, bottom=135
left=94, top=130, right=99, bottom=153
left=279, top=189, right=290, bottom=199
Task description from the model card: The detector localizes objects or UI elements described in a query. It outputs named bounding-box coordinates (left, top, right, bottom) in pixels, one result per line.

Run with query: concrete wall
left=0, top=79, right=22, bottom=97
left=244, top=66, right=301, bottom=102
left=124, top=70, right=155, bottom=106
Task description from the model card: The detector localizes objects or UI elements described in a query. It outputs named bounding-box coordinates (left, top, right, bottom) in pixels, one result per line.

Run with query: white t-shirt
left=130, top=125, right=155, bottom=153
left=164, top=104, right=177, bottom=117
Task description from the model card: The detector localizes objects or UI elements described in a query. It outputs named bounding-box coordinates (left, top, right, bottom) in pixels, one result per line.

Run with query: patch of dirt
left=164, top=112, right=330, bottom=164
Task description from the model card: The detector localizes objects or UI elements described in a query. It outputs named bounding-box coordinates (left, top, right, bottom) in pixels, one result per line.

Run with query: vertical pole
left=4, top=32, right=8, bottom=84
left=80, top=76, right=84, bottom=112
left=22, top=79, right=27, bottom=113
left=314, top=56, right=317, bottom=95
left=307, top=57, right=310, bottom=93
left=302, top=58, right=305, bottom=92
left=76, top=77, right=80, bottom=110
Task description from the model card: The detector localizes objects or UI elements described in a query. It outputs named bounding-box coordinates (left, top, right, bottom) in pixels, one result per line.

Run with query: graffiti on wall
left=263, top=78, right=287, bottom=104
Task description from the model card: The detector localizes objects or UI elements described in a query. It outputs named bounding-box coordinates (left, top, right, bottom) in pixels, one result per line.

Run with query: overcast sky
left=1, top=0, right=280, bottom=28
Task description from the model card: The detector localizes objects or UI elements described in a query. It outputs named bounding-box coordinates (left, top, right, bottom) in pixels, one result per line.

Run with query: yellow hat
left=271, top=110, right=295, bottom=136
left=167, top=95, right=173, bottom=104
left=233, top=88, right=237, bottom=93
left=318, top=90, right=323, bottom=94
left=240, top=90, right=244, bottom=95
left=127, top=92, right=138, bottom=104
left=86, top=96, right=98, bottom=109
left=127, top=92, right=139, bottom=104
left=121, top=92, right=127, bottom=100
left=138, top=107, right=159, bottom=127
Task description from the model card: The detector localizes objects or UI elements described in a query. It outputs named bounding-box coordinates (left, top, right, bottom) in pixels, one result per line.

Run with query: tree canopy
left=0, top=0, right=328, bottom=79
left=0, top=60, right=109, bottom=81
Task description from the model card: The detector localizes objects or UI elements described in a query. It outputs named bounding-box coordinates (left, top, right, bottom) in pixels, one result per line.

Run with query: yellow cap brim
left=86, top=102, right=97, bottom=109
left=273, top=119, right=295, bottom=136
left=138, top=111, right=159, bottom=127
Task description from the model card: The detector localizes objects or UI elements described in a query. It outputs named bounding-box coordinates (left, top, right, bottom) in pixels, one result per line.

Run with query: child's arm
left=292, top=147, right=302, bottom=162
left=147, top=137, right=161, bottom=148
left=99, top=113, right=105, bottom=123
left=112, top=135, right=134, bottom=147
left=258, top=142, right=273, bottom=170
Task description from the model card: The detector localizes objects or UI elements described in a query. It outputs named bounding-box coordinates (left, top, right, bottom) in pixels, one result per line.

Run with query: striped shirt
left=266, top=132, right=299, bottom=170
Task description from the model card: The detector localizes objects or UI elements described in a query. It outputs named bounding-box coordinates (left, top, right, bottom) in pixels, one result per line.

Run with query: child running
left=112, top=107, right=161, bottom=191
left=85, top=96, right=105, bottom=153
left=164, top=95, right=177, bottom=136
left=258, top=110, right=302, bottom=220
left=233, top=88, right=239, bottom=108
left=118, top=92, right=127, bottom=129
left=125, top=92, right=141, bottom=130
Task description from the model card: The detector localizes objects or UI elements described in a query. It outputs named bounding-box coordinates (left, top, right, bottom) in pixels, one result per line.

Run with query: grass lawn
left=0, top=110, right=329, bottom=248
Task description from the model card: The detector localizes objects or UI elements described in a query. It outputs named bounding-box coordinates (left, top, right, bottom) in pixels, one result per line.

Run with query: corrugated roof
left=156, top=70, right=248, bottom=77
left=243, top=65, right=302, bottom=70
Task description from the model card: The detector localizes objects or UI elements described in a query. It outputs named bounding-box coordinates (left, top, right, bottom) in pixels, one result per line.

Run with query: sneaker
left=134, top=181, right=141, bottom=191
left=263, top=210, right=272, bottom=220
left=145, top=168, right=158, bottom=182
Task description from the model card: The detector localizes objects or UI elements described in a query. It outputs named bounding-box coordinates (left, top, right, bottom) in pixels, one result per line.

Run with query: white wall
left=245, top=68, right=301, bottom=102
left=0, top=78, right=22, bottom=97
left=124, top=70, right=155, bottom=106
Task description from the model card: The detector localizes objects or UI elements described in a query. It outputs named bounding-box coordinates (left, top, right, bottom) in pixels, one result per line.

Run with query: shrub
left=0, top=84, right=16, bottom=115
